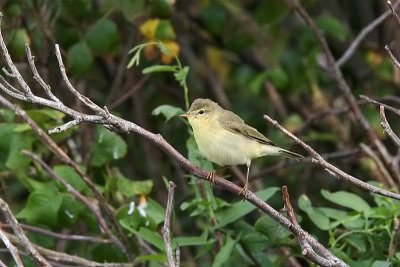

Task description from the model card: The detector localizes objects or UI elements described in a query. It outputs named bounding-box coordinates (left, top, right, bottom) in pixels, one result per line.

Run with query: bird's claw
left=238, top=183, right=249, bottom=200
left=206, top=171, right=216, bottom=187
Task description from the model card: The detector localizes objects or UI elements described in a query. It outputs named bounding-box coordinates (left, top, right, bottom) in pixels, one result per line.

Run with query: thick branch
left=0, top=228, right=23, bottom=267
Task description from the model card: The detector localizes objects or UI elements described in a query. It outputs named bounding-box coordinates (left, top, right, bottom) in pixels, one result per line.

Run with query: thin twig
left=162, top=181, right=177, bottom=267
left=0, top=228, right=23, bottom=267
left=337, top=0, right=400, bottom=66
left=2, top=224, right=111, bottom=244
left=385, top=44, right=400, bottom=70
left=388, top=0, right=400, bottom=25
left=390, top=218, right=400, bottom=257
left=3, top=234, right=132, bottom=267
left=380, top=106, right=400, bottom=147
left=0, top=197, right=51, bottom=266
left=360, top=143, right=398, bottom=187
left=360, top=95, right=400, bottom=116
left=21, top=151, right=127, bottom=258
left=264, top=114, right=400, bottom=200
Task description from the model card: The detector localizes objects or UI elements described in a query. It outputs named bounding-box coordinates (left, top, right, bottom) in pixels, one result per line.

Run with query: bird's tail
left=278, top=149, right=304, bottom=161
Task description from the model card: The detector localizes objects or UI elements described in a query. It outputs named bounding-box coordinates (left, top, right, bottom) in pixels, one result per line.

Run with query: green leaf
left=213, top=187, right=279, bottom=229
left=126, top=226, right=165, bottom=252
left=58, top=193, right=84, bottom=227
left=119, top=178, right=154, bottom=197
left=6, top=132, right=33, bottom=170
left=68, top=42, right=93, bottom=77
left=371, top=261, right=391, bottom=267
left=254, top=215, right=291, bottom=242
left=26, top=109, right=65, bottom=122
left=173, top=231, right=211, bottom=247
left=152, top=104, right=184, bottom=122
left=7, top=28, right=30, bottom=59
left=321, top=190, right=372, bottom=216
left=121, top=0, right=146, bottom=22
left=142, top=65, right=177, bottom=74
left=17, top=190, right=62, bottom=227
left=136, top=254, right=167, bottom=262
left=154, top=20, right=176, bottom=40
left=54, top=165, right=88, bottom=193
left=298, top=194, right=330, bottom=231
left=0, top=109, right=15, bottom=122
left=85, top=19, right=120, bottom=55
left=174, top=66, right=189, bottom=86
left=147, top=198, right=166, bottom=226
left=0, top=123, right=14, bottom=168
left=345, top=233, right=367, bottom=253
left=316, top=14, right=349, bottom=42
left=212, top=234, right=241, bottom=267
left=91, top=126, right=127, bottom=167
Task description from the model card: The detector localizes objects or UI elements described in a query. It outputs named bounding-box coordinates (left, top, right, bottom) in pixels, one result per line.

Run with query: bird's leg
left=238, top=163, right=250, bottom=199
left=206, top=167, right=228, bottom=187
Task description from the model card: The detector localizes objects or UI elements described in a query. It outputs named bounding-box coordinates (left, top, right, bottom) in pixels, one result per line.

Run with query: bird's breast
left=191, top=123, right=262, bottom=167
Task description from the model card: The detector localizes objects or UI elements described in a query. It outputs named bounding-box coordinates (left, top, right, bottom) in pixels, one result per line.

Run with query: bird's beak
left=180, top=112, right=194, bottom=118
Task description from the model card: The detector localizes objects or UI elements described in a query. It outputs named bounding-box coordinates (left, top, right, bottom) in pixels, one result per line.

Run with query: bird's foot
left=238, top=183, right=249, bottom=200
left=206, top=171, right=216, bottom=187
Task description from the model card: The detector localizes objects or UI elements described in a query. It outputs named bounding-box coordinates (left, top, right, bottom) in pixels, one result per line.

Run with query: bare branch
left=360, top=143, right=398, bottom=187
left=21, top=150, right=128, bottom=257
left=2, top=223, right=111, bottom=244
left=25, top=43, right=61, bottom=103
left=337, top=0, right=400, bottom=66
left=385, top=44, right=400, bottom=70
left=0, top=197, right=51, bottom=266
left=360, top=95, right=400, bottom=116
left=390, top=218, right=400, bottom=257
left=54, top=44, right=107, bottom=116
left=4, top=234, right=132, bottom=267
left=380, top=106, right=400, bottom=147
left=264, top=114, right=400, bottom=200
left=387, top=0, right=400, bottom=25
left=162, top=181, right=178, bottom=267
left=0, top=228, right=23, bottom=267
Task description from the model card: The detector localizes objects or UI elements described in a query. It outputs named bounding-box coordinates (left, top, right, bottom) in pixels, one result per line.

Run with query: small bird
left=180, top=98, right=303, bottom=198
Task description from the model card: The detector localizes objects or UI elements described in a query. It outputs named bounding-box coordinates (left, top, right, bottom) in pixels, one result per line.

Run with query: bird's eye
left=199, top=110, right=205, bottom=114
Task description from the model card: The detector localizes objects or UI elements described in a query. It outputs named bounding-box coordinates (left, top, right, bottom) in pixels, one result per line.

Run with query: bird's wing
left=218, top=110, right=277, bottom=146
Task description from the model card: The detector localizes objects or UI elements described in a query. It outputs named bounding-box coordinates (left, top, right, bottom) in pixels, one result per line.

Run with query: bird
left=180, top=98, right=303, bottom=198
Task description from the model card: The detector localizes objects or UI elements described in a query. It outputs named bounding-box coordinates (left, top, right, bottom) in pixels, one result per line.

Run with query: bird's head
left=180, top=98, right=222, bottom=127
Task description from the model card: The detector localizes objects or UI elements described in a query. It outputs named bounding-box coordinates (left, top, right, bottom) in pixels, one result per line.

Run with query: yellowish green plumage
left=181, top=98, right=303, bottom=197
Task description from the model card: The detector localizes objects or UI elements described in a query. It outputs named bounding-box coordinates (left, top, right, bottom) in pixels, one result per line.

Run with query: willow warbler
left=180, top=98, right=303, bottom=198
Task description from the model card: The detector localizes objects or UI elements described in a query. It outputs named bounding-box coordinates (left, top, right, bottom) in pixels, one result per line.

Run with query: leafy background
left=1, top=0, right=400, bottom=266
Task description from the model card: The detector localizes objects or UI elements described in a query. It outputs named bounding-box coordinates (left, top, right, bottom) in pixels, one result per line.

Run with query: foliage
left=0, top=0, right=399, bottom=266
